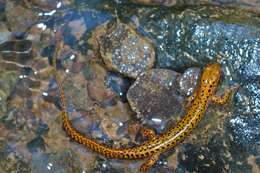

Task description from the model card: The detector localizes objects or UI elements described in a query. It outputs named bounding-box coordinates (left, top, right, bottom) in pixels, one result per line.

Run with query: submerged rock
left=105, top=72, right=131, bottom=102
left=131, top=0, right=177, bottom=6
left=0, top=22, right=11, bottom=44
left=127, top=68, right=184, bottom=132
left=0, top=40, right=33, bottom=64
left=178, top=67, right=201, bottom=96
left=31, top=152, right=82, bottom=173
left=91, top=20, right=155, bottom=78
left=130, top=0, right=260, bottom=12
left=127, top=69, right=182, bottom=118
left=5, top=1, right=38, bottom=33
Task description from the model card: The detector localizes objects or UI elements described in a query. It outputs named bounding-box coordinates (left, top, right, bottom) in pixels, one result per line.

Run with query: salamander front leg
left=140, top=128, right=156, bottom=140
left=140, top=153, right=159, bottom=172
left=211, top=85, right=239, bottom=105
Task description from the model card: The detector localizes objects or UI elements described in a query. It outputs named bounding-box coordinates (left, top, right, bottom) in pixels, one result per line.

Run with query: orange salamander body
left=53, top=40, right=234, bottom=172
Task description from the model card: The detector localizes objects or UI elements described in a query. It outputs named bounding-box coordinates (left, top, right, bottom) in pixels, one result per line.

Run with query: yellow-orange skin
left=54, top=57, right=229, bottom=171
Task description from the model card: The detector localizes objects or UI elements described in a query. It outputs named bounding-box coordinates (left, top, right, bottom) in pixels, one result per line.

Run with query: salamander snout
left=201, top=63, right=221, bottom=86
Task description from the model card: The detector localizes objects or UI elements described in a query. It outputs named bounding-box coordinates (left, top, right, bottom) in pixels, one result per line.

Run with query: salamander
left=52, top=38, right=234, bottom=172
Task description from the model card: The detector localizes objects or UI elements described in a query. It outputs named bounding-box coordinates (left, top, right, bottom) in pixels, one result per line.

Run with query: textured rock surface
left=131, top=0, right=260, bottom=12
left=91, top=20, right=155, bottom=78
left=178, top=67, right=201, bottom=96
left=5, top=1, right=38, bottom=33
left=127, top=69, right=183, bottom=132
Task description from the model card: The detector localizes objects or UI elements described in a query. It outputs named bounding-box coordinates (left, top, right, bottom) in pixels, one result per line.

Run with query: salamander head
left=200, top=63, right=221, bottom=92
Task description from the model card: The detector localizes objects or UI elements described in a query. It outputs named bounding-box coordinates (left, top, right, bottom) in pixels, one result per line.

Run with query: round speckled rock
left=92, top=20, right=155, bottom=78
left=127, top=68, right=183, bottom=124
left=178, top=67, right=201, bottom=96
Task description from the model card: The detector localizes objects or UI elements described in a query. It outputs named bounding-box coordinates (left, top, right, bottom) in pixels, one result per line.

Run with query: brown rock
left=91, top=20, right=155, bottom=78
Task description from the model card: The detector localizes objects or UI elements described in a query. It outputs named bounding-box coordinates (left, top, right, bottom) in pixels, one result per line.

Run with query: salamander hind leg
left=140, top=153, right=159, bottom=172
left=211, top=85, right=239, bottom=105
left=140, top=128, right=156, bottom=140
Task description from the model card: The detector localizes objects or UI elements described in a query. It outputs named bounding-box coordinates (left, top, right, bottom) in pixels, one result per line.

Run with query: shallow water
left=0, top=1, right=259, bottom=173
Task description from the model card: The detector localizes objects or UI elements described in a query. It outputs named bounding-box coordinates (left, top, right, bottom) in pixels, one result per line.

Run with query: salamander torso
left=53, top=40, right=233, bottom=172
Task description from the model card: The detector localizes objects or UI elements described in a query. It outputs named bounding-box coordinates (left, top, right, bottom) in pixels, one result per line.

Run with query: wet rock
left=5, top=1, right=38, bottom=33
left=27, top=136, right=46, bottom=153
left=178, top=143, right=225, bottom=173
left=130, top=0, right=260, bottom=12
left=131, top=0, right=177, bottom=6
left=62, top=9, right=112, bottom=50
left=105, top=72, right=131, bottom=102
left=0, top=1, right=5, bottom=21
left=31, top=152, right=82, bottom=173
left=178, top=132, right=257, bottom=173
left=84, top=63, right=117, bottom=107
left=228, top=114, right=260, bottom=153
left=67, top=17, right=87, bottom=40
left=0, top=40, right=33, bottom=64
left=0, top=22, right=11, bottom=44
left=0, top=150, right=31, bottom=173
left=0, top=70, right=19, bottom=117
left=70, top=109, right=100, bottom=137
left=92, top=157, right=121, bottom=173
left=178, top=67, right=201, bottom=96
left=91, top=20, right=155, bottom=78
left=82, top=62, right=95, bottom=80
left=30, top=0, right=63, bottom=10
left=127, top=68, right=184, bottom=132
left=36, top=120, right=49, bottom=136
left=137, top=7, right=259, bottom=71
left=100, top=101, right=134, bottom=144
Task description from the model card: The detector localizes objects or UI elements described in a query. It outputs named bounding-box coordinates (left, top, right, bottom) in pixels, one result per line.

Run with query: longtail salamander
left=52, top=39, right=235, bottom=172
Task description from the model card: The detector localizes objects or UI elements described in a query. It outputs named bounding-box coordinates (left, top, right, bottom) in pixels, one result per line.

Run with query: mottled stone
left=127, top=69, right=184, bottom=132
left=68, top=17, right=87, bottom=40
left=228, top=114, right=260, bottom=153
left=27, top=136, right=46, bottom=153
left=105, top=72, right=131, bottom=102
left=0, top=70, right=19, bottom=117
left=227, top=81, right=260, bottom=153
left=137, top=7, right=260, bottom=71
left=31, top=152, right=82, bottom=173
left=85, top=63, right=117, bottom=106
left=0, top=1, right=5, bottom=21
left=91, top=20, right=155, bottom=78
left=131, top=0, right=177, bottom=6
left=131, top=0, right=260, bottom=12
left=30, top=0, right=63, bottom=10
left=5, top=1, right=38, bottom=33
left=178, top=67, right=201, bottom=96
left=0, top=22, right=11, bottom=44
